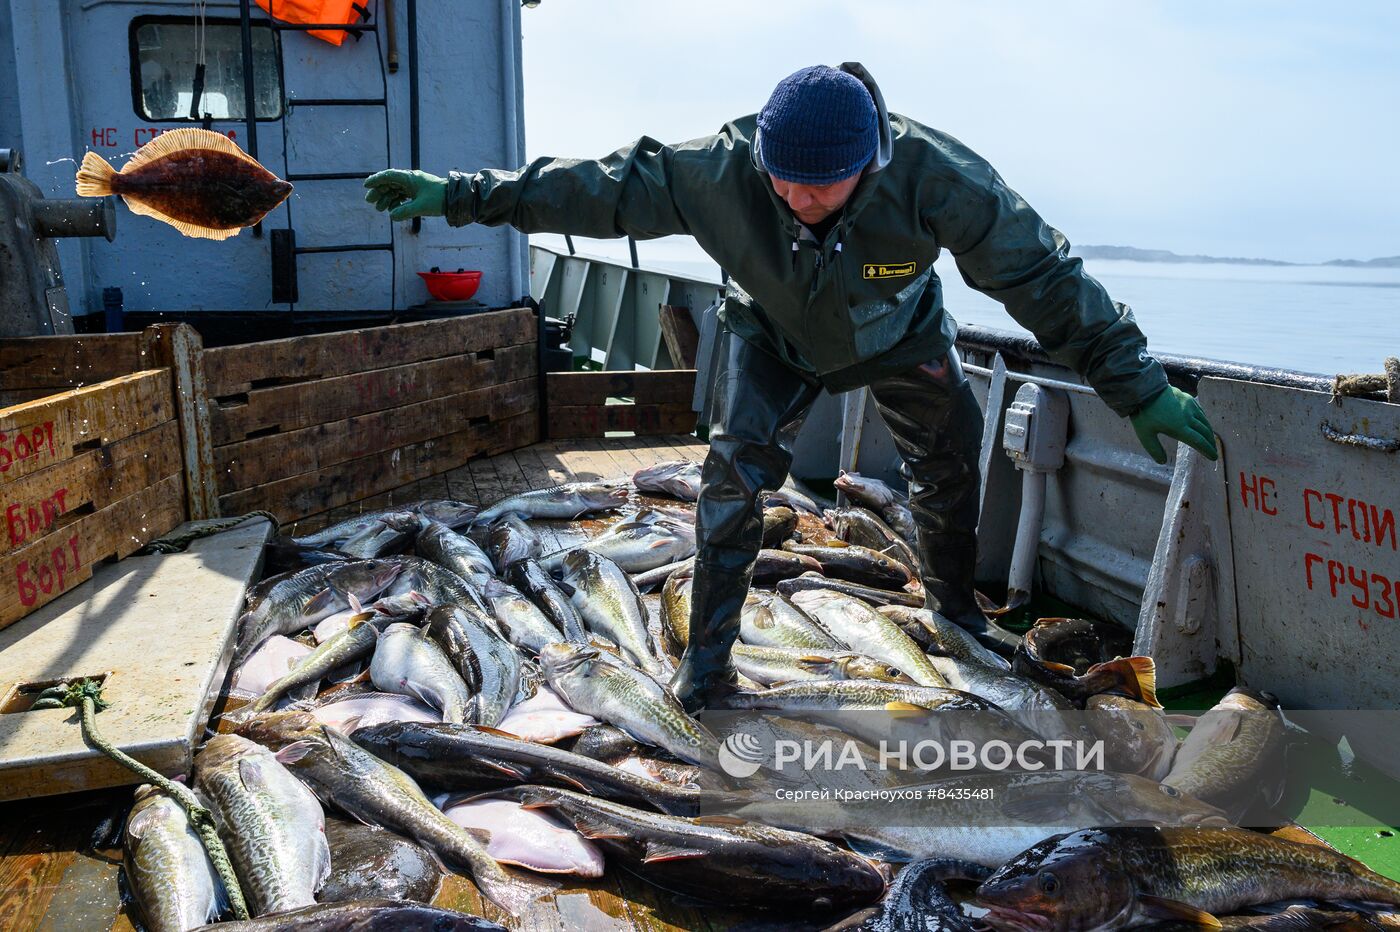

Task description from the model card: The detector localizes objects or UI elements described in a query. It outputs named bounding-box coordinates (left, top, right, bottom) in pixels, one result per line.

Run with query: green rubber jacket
left=444, top=63, right=1168, bottom=415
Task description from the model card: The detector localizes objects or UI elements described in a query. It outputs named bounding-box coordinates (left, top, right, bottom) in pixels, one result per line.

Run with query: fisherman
left=364, top=63, right=1218, bottom=711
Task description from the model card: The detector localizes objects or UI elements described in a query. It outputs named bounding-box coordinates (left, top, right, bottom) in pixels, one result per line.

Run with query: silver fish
left=480, top=576, right=561, bottom=655
left=740, top=590, right=841, bottom=650
left=336, top=512, right=425, bottom=559
left=632, top=460, right=702, bottom=500
left=370, top=622, right=473, bottom=724
left=413, top=522, right=497, bottom=590
left=568, top=518, right=696, bottom=573
left=834, top=471, right=904, bottom=510
left=424, top=604, right=525, bottom=727
left=124, top=785, right=225, bottom=932
left=790, top=589, right=945, bottom=687
left=192, top=734, right=329, bottom=917
left=555, top=549, right=662, bottom=674
left=235, top=560, right=401, bottom=664
left=487, top=514, right=541, bottom=573
left=732, top=643, right=915, bottom=686
left=540, top=642, right=720, bottom=768
left=239, top=714, right=544, bottom=916
left=476, top=481, right=629, bottom=524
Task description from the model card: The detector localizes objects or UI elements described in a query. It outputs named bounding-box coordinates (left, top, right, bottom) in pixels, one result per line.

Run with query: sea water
left=533, top=234, right=1398, bottom=377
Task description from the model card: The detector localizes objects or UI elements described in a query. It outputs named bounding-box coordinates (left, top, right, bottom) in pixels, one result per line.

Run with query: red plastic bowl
left=418, top=269, right=482, bottom=301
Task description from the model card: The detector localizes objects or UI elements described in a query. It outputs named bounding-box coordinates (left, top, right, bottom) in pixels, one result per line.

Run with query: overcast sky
left=518, top=1, right=1399, bottom=264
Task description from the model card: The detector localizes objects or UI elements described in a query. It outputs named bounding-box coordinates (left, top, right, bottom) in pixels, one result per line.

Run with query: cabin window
left=129, top=17, right=283, bottom=122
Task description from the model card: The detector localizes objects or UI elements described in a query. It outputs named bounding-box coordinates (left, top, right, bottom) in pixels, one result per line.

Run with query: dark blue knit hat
left=758, top=65, right=878, bottom=185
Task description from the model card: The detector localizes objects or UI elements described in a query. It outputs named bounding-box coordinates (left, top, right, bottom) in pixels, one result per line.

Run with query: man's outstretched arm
left=364, top=135, right=694, bottom=240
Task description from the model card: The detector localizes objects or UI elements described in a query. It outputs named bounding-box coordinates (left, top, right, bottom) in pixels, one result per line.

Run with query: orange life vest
left=254, top=0, right=370, bottom=47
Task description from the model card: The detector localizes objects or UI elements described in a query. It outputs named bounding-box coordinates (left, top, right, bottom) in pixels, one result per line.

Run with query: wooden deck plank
left=467, top=451, right=511, bottom=511
left=442, top=461, right=480, bottom=505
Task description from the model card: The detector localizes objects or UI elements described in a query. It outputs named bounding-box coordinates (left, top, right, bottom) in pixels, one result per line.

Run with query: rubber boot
left=868, top=351, right=1021, bottom=655
left=671, top=328, right=820, bottom=712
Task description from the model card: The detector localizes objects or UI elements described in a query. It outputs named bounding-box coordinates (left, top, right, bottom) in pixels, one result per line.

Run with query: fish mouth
left=976, top=904, right=1055, bottom=932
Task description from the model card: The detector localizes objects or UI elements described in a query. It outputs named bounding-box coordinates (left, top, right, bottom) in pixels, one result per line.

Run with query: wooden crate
left=204, top=309, right=540, bottom=523
left=0, top=370, right=188, bottom=631
left=545, top=370, right=698, bottom=439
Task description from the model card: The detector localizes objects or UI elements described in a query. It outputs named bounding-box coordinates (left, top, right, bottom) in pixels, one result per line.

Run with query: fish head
left=1085, top=695, right=1179, bottom=780
left=413, top=500, right=479, bottom=529
left=538, top=641, right=599, bottom=678
left=234, top=710, right=322, bottom=750
left=580, top=483, right=631, bottom=510
left=976, top=830, right=1134, bottom=932
left=837, top=656, right=916, bottom=684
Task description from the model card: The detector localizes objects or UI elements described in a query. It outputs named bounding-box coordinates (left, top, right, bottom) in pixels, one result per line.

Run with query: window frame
left=127, top=14, right=286, bottom=124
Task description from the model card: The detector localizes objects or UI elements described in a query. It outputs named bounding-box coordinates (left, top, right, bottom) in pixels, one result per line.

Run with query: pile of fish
left=115, top=463, right=1400, bottom=931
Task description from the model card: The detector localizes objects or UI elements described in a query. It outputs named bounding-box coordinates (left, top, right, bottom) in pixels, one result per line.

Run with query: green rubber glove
left=363, top=169, right=448, bottom=221
left=1131, top=386, right=1219, bottom=464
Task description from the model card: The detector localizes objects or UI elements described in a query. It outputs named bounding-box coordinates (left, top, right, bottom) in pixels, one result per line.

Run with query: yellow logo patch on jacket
left=862, top=261, right=917, bottom=280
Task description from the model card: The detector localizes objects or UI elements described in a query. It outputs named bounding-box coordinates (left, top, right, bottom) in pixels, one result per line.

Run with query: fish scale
left=193, top=735, right=329, bottom=918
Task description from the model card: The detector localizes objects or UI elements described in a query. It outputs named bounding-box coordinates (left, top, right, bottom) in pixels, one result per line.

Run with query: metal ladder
left=236, top=0, right=421, bottom=310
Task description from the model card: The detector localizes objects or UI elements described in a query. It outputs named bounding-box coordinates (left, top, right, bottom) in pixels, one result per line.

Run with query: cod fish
left=508, top=559, right=589, bottom=643
left=718, top=679, right=992, bottom=714
left=834, top=471, right=917, bottom=543
left=1012, top=624, right=1159, bottom=708
left=790, top=589, right=945, bottom=687
left=124, top=785, right=225, bottom=932
left=974, top=826, right=1400, bottom=931
left=189, top=898, right=506, bottom=931
left=1163, top=687, right=1287, bottom=822
left=632, top=460, right=702, bottom=500
left=879, top=606, right=1011, bottom=671
left=239, top=713, right=548, bottom=915
left=414, top=522, right=497, bottom=591
left=370, top=622, right=473, bottom=724
left=507, top=786, right=885, bottom=911
left=540, top=642, right=721, bottom=768
left=762, top=505, right=799, bottom=548
left=319, top=818, right=442, bottom=905
left=235, top=560, right=401, bottom=664
left=335, top=512, right=424, bottom=559
left=741, top=590, right=841, bottom=650
left=815, top=771, right=1229, bottom=867
left=192, top=735, right=329, bottom=917
left=824, top=505, right=920, bottom=577
left=779, top=571, right=925, bottom=608
left=479, top=576, right=562, bottom=656
left=424, top=604, right=524, bottom=727
left=659, top=571, right=694, bottom=656
left=767, top=477, right=824, bottom=515
left=555, top=549, right=662, bottom=673
left=76, top=128, right=291, bottom=239
left=476, top=481, right=630, bottom=524
left=732, top=643, right=915, bottom=687
left=487, top=515, right=541, bottom=573
left=1086, top=694, right=1179, bottom=781
left=826, top=858, right=991, bottom=932
left=352, top=720, right=719, bottom=817
left=570, top=517, right=696, bottom=573
left=784, top=541, right=913, bottom=589
left=440, top=796, right=606, bottom=877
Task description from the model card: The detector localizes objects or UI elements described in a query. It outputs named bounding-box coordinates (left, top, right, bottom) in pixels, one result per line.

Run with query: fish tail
left=1085, top=656, right=1160, bottom=708
left=75, top=151, right=117, bottom=196
left=476, top=863, right=558, bottom=918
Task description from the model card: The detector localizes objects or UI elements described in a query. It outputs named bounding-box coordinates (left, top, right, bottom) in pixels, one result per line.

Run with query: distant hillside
left=1073, top=245, right=1296, bottom=266
left=1322, top=256, right=1400, bottom=268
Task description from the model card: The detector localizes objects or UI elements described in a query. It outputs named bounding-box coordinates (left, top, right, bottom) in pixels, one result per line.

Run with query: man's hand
left=1130, top=386, right=1218, bottom=464
left=363, top=169, right=448, bottom=221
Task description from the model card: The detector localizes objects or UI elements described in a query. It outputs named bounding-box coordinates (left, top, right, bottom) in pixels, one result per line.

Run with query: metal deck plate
left=0, top=518, right=271, bottom=801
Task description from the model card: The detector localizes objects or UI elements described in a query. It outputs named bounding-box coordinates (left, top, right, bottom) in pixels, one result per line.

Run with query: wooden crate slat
left=0, top=371, right=172, bottom=485
left=545, top=370, right=696, bottom=406
left=658, top=305, right=700, bottom=369
left=218, top=412, right=539, bottom=523
left=2, top=420, right=181, bottom=559
left=0, top=473, right=185, bottom=631
left=548, top=404, right=698, bottom=439
left=202, top=308, right=536, bottom=397
left=0, top=333, right=146, bottom=392
left=210, top=343, right=536, bottom=445
left=215, top=378, right=537, bottom=494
